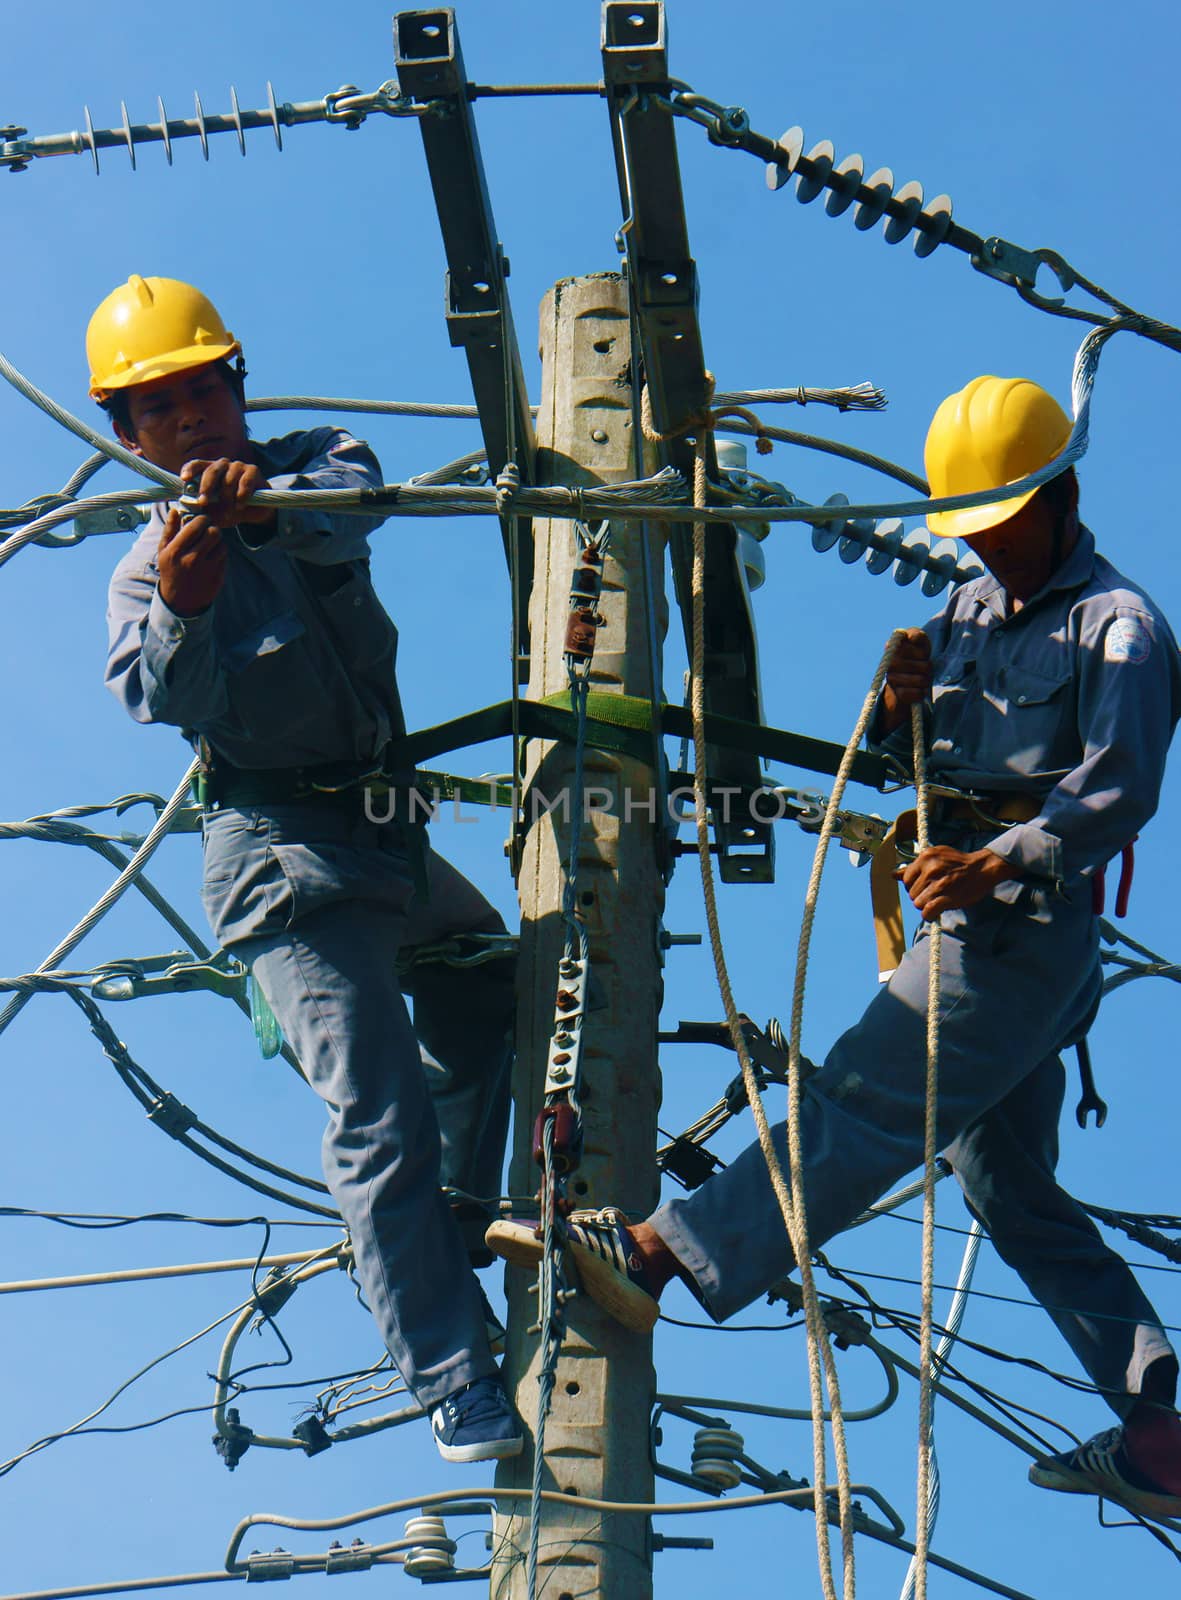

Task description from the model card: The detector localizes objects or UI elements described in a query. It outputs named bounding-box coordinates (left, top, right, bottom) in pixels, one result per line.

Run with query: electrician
left=96, top=274, right=522, bottom=1464
left=488, top=375, right=1181, bottom=1520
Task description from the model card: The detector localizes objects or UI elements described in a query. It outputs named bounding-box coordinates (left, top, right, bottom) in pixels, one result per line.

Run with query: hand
left=157, top=507, right=227, bottom=616
left=879, top=628, right=933, bottom=735
left=899, top=845, right=1017, bottom=920
left=180, top=456, right=274, bottom=528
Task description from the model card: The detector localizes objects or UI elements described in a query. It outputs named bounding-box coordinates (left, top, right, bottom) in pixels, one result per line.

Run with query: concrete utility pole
left=491, top=273, right=667, bottom=1599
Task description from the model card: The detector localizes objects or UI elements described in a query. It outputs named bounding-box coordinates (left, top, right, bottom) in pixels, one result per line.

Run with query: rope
left=908, top=703, right=940, bottom=1599
left=0, top=759, right=198, bottom=1040
left=900, top=1221, right=983, bottom=1600
left=776, top=631, right=900, bottom=1600
left=643, top=373, right=860, bottom=1600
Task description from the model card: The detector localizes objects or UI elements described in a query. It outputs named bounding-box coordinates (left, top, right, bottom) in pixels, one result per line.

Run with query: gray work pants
left=200, top=802, right=514, bottom=1408
left=652, top=880, right=1175, bottom=1414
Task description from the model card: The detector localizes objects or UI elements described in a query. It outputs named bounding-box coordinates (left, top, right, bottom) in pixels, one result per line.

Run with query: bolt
left=591, top=428, right=608, bottom=443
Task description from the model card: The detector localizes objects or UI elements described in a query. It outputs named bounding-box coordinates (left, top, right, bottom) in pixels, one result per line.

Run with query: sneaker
left=478, top=1286, right=506, bottom=1356
left=1029, top=1425, right=1181, bottom=1522
left=430, top=1376, right=523, bottom=1464
left=484, top=1207, right=659, bottom=1334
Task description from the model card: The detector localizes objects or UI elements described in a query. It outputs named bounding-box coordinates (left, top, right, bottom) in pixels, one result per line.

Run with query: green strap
left=390, top=695, right=890, bottom=791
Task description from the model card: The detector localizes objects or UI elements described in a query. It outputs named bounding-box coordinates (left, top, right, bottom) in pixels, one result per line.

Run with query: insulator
left=766, top=125, right=805, bottom=190
left=921, top=536, right=962, bottom=597
left=884, top=178, right=924, bottom=245
left=119, top=102, right=136, bottom=170
left=403, top=1517, right=454, bottom=1577
left=691, top=1425, right=745, bottom=1491
left=796, top=139, right=834, bottom=205
left=569, top=563, right=602, bottom=604
left=825, top=152, right=863, bottom=217
left=864, top=515, right=904, bottom=575
left=838, top=514, right=874, bottom=563
left=811, top=492, right=848, bottom=554
left=854, top=166, right=893, bottom=231
left=914, top=193, right=954, bottom=258
left=157, top=97, right=173, bottom=165
left=893, top=528, right=931, bottom=587
left=230, top=86, right=246, bottom=155
left=766, top=127, right=955, bottom=257
left=194, top=91, right=210, bottom=161
left=737, top=529, right=766, bottom=590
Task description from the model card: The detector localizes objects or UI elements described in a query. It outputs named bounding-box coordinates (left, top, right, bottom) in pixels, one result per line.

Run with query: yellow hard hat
left=87, top=274, right=241, bottom=398
left=924, top=375, right=1072, bottom=538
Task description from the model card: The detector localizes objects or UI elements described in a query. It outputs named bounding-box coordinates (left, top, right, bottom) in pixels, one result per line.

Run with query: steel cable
left=0, top=760, right=198, bottom=1039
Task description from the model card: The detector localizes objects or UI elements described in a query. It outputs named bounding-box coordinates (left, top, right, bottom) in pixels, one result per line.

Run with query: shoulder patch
left=1105, top=615, right=1152, bottom=665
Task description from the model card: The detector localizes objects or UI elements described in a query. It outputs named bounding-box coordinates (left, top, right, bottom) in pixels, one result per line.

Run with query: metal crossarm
left=394, top=8, right=537, bottom=665
left=601, top=0, right=774, bottom=883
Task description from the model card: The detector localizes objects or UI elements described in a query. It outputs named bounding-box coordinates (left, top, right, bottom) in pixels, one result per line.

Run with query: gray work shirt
left=876, top=525, right=1181, bottom=887
left=106, top=428, right=405, bottom=769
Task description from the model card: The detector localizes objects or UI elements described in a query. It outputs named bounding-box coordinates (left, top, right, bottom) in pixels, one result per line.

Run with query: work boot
left=485, top=1207, right=659, bottom=1333
left=1029, top=1421, right=1181, bottom=1522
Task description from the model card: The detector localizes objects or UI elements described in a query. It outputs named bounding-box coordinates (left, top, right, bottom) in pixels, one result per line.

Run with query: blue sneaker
left=430, top=1376, right=523, bottom=1464
left=1029, top=1425, right=1181, bottom=1522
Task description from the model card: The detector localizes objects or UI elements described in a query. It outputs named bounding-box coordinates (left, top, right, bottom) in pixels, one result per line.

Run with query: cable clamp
left=242, top=1547, right=294, bottom=1581
left=325, top=1540, right=375, bottom=1574
left=146, top=1090, right=198, bottom=1139
left=544, top=953, right=590, bottom=1097
left=494, top=461, right=522, bottom=516
left=532, top=1101, right=583, bottom=1176
left=213, top=1406, right=254, bottom=1472
left=250, top=1264, right=299, bottom=1324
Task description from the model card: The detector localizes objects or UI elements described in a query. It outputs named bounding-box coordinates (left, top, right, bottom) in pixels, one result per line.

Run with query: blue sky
left=2, top=2, right=1180, bottom=1597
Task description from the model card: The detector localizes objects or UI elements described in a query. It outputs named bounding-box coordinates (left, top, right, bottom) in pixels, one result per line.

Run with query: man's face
left=116, top=363, right=251, bottom=476
left=962, top=490, right=1066, bottom=604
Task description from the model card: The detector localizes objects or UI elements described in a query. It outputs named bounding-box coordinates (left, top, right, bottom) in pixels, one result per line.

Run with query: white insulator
left=737, top=530, right=766, bottom=590
left=865, top=516, right=904, bottom=575
left=403, top=1516, right=454, bottom=1577
left=691, top=1425, right=745, bottom=1491
left=893, top=528, right=931, bottom=587
left=921, top=537, right=962, bottom=597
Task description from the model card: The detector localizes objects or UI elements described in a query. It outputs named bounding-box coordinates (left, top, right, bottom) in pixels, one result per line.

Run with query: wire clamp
left=146, top=1089, right=198, bottom=1139
left=543, top=953, right=589, bottom=1096
left=213, top=1406, right=254, bottom=1472
left=324, top=1539, right=375, bottom=1574
left=242, top=1546, right=294, bottom=1581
